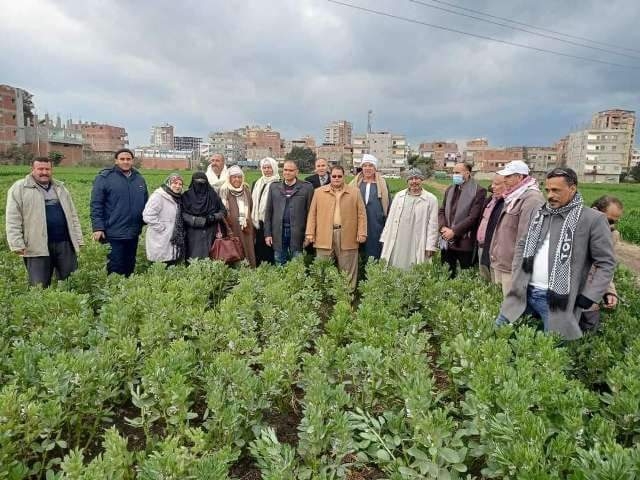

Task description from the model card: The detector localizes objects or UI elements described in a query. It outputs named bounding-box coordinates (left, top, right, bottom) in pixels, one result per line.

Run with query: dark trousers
left=440, top=248, right=475, bottom=278
left=24, top=241, right=77, bottom=287
left=274, top=225, right=302, bottom=265
left=255, top=224, right=274, bottom=266
left=107, top=238, right=139, bottom=276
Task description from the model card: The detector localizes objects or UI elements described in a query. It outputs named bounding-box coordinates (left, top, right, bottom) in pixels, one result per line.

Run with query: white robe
left=380, top=188, right=439, bottom=268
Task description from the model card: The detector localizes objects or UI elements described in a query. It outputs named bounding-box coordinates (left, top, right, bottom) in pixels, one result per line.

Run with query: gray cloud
left=2, top=0, right=638, bottom=149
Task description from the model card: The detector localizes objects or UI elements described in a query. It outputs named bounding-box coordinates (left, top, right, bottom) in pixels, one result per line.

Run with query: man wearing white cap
left=349, top=153, right=390, bottom=260
left=489, top=160, right=544, bottom=295
left=380, top=168, right=438, bottom=269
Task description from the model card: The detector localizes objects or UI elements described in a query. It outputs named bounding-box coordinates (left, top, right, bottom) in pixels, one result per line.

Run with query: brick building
left=316, top=143, right=353, bottom=168
left=0, top=84, right=30, bottom=153
left=418, top=141, right=459, bottom=169
left=245, top=125, right=282, bottom=158
left=71, top=122, right=128, bottom=154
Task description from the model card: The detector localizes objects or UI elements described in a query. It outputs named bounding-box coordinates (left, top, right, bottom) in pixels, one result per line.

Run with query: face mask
left=452, top=174, right=464, bottom=185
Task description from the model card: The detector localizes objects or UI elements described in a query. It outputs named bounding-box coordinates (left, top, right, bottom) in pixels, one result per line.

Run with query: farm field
left=1, top=165, right=640, bottom=479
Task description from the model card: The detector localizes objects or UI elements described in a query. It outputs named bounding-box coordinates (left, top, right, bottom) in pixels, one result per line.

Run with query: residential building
left=0, top=84, right=30, bottom=152
left=324, top=120, right=352, bottom=146
left=71, top=122, right=128, bottom=154
left=25, top=115, right=84, bottom=165
left=174, top=135, right=202, bottom=152
left=208, top=129, right=246, bottom=163
left=134, top=147, right=192, bottom=170
left=418, top=141, right=459, bottom=169
left=245, top=125, right=282, bottom=158
left=150, top=123, right=174, bottom=149
left=556, top=135, right=570, bottom=167
left=565, top=128, right=631, bottom=183
left=352, top=132, right=407, bottom=174
left=632, top=148, right=640, bottom=167
left=473, top=147, right=525, bottom=174
left=591, top=109, right=636, bottom=167
left=525, top=146, right=557, bottom=180
left=284, top=135, right=316, bottom=155
left=316, top=143, right=353, bottom=167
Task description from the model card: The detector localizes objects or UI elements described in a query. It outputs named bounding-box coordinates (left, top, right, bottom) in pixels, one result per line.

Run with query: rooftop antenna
left=367, top=109, right=373, bottom=134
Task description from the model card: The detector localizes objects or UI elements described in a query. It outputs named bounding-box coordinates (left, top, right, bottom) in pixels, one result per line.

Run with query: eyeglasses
left=331, top=175, right=343, bottom=178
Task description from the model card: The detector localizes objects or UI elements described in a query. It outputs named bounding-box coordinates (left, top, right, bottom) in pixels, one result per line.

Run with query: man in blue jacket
left=90, top=148, right=148, bottom=276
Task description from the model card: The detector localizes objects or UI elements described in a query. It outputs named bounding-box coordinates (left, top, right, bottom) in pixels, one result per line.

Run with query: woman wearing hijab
left=219, top=165, right=256, bottom=267
left=181, top=171, right=227, bottom=260
left=251, top=157, right=279, bottom=265
left=142, top=172, right=186, bottom=265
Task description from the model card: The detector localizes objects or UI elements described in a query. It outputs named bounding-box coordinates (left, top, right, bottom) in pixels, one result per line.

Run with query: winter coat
left=305, top=184, right=367, bottom=251
left=6, top=175, right=84, bottom=257
left=489, top=189, right=545, bottom=273
left=500, top=206, right=616, bottom=340
left=263, top=180, right=314, bottom=252
left=142, top=187, right=180, bottom=262
left=438, top=181, right=486, bottom=251
left=380, top=189, right=439, bottom=264
left=90, top=166, right=148, bottom=240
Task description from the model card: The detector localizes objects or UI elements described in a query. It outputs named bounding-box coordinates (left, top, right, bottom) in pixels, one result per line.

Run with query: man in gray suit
left=264, top=160, right=314, bottom=265
left=495, top=167, right=616, bottom=340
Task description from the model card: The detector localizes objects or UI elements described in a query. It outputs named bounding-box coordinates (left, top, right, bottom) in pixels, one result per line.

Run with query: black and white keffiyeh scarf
left=522, top=192, right=584, bottom=311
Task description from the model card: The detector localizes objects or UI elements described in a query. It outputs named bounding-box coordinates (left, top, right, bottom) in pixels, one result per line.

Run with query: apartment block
left=245, top=125, right=282, bottom=158
left=71, top=122, right=128, bottom=154
left=525, top=146, right=558, bottom=180
left=418, top=141, right=459, bottom=169
left=566, top=128, right=631, bottom=183
left=284, top=135, right=316, bottom=155
left=352, top=132, right=407, bottom=174
left=150, top=123, right=175, bottom=149
left=0, top=84, right=29, bottom=152
left=208, top=129, right=247, bottom=163
left=316, top=143, right=353, bottom=167
left=174, top=136, right=202, bottom=152
left=324, top=120, right=353, bottom=146
left=591, top=109, right=636, bottom=168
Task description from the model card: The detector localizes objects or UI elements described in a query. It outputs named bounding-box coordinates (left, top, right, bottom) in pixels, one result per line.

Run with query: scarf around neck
left=220, top=182, right=250, bottom=229
left=206, top=164, right=228, bottom=189
left=252, top=174, right=280, bottom=227
left=503, top=176, right=539, bottom=212
left=522, top=191, right=584, bottom=311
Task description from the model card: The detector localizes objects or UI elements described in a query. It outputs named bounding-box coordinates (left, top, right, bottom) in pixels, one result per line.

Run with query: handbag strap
left=220, top=215, right=237, bottom=238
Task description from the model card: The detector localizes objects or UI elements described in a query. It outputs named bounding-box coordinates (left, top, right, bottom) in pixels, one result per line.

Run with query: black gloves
left=576, top=294, right=594, bottom=310
left=206, top=212, right=225, bottom=224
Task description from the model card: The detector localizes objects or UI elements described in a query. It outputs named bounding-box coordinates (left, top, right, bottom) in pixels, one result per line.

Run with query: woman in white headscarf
left=251, top=157, right=279, bottom=265
left=219, top=165, right=256, bottom=267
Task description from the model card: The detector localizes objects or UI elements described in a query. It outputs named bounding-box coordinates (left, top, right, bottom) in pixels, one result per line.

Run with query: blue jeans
left=274, top=225, right=301, bottom=266
left=495, top=286, right=550, bottom=331
left=107, top=238, right=139, bottom=276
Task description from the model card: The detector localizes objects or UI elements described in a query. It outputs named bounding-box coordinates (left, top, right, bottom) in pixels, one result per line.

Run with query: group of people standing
left=5, top=151, right=623, bottom=341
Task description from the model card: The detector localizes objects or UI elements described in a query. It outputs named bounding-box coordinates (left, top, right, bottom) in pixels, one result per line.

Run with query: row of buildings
left=417, top=109, right=638, bottom=184
left=1, top=84, right=129, bottom=164
left=2, top=83, right=637, bottom=182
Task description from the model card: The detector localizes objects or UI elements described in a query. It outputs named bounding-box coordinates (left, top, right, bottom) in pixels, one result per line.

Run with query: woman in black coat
left=181, top=171, right=226, bottom=260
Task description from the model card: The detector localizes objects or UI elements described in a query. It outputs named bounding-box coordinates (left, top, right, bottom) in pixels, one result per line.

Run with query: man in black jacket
left=304, top=157, right=330, bottom=189
left=264, top=161, right=314, bottom=265
left=90, top=149, right=148, bottom=276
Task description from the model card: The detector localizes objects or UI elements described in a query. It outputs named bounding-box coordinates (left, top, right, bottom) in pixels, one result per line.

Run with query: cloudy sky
left=3, top=0, right=639, bottom=149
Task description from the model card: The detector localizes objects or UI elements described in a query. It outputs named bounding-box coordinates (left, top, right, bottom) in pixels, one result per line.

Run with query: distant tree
left=22, top=91, right=35, bottom=126
left=629, top=165, right=640, bottom=182
left=407, top=153, right=435, bottom=179
left=285, top=146, right=316, bottom=172
left=0, top=144, right=34, bottom=165
left=48, top=151, right=65, bottom=166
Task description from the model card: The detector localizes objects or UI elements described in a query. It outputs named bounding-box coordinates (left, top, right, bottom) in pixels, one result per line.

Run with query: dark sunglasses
left=331, top=174, right=343, bottom=178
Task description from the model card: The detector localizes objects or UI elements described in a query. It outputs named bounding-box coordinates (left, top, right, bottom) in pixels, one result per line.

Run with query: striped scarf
left=522, top=192, right=583, bottom=311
